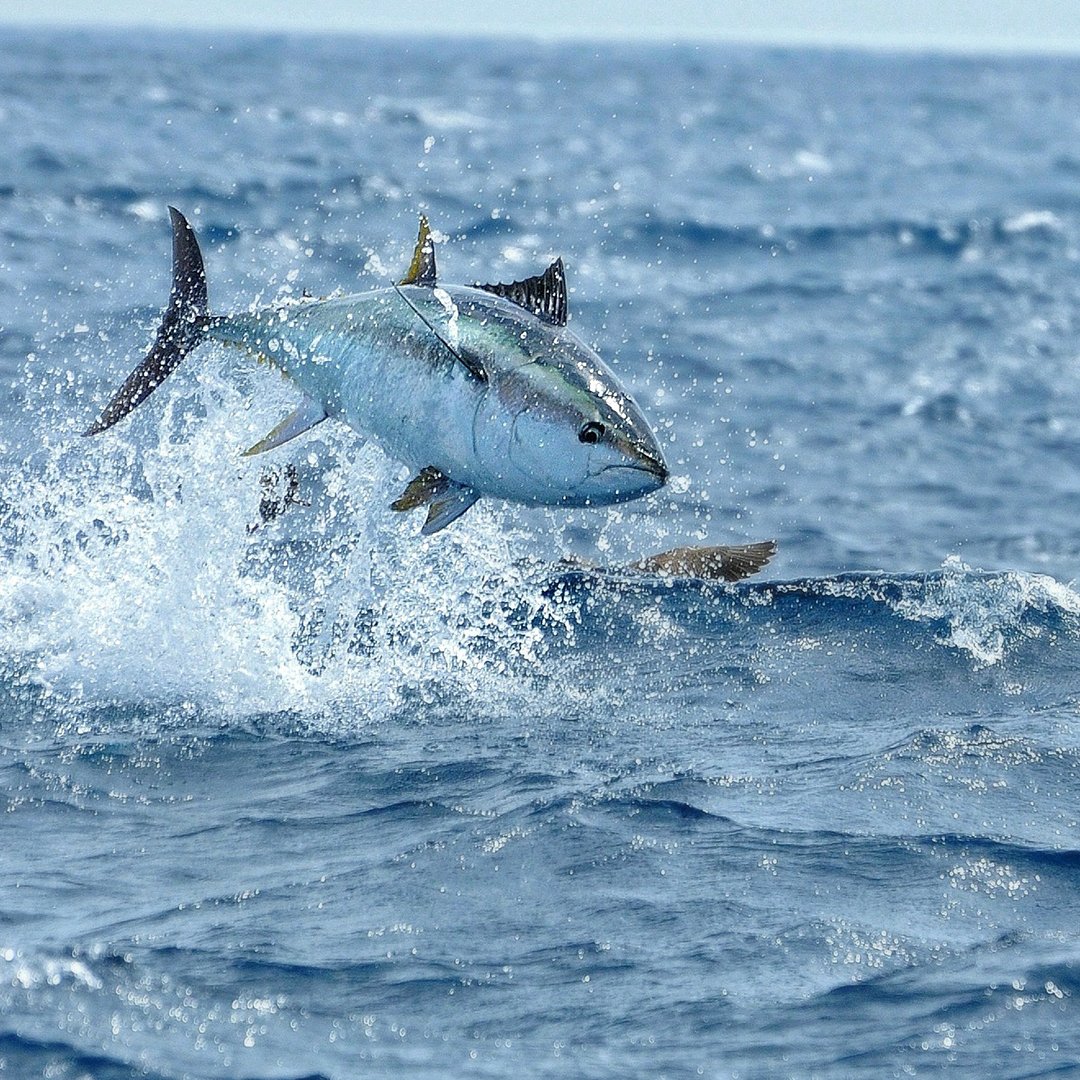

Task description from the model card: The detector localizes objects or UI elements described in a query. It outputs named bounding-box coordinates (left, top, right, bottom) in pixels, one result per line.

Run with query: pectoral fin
left=422, top=486, right=480, bottom=535
left=391, top=466, right=479, bottom=535
left=242, top=395, right=328, bottom=456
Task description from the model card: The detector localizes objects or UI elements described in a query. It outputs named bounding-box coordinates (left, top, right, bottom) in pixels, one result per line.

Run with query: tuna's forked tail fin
left=83, top=206, right=209, bottom=436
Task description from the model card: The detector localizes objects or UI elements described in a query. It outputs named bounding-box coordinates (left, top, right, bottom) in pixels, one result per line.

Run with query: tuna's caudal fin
left=83, top=206, right=209, bottom=436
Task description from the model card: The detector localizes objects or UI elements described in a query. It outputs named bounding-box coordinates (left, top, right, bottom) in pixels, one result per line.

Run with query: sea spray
left=0, top=349, right=584, bottom=726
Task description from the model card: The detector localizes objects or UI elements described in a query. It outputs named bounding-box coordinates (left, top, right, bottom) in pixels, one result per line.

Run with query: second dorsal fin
left=477, top=258, right=567, bottom=327
left=399, top=216, right=437, bottom=286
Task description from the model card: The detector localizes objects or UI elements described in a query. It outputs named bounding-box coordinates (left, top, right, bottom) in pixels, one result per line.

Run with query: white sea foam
left=891, top=555, right=1080, bottom=667
left=1001, top=210, right=1062, bottom=234
left=0, top=357, right=579, bottom=728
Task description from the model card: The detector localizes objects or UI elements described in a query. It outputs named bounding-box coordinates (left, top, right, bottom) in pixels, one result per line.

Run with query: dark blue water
left=3, top=29, right=1080, bottom=1078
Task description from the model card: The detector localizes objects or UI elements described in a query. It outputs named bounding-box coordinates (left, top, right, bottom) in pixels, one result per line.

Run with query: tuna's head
left=471, top=341, right=668, bottom=508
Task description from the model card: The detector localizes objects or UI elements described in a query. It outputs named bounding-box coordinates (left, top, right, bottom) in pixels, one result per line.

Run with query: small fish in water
left=247, top=464, right=308, bottom=533
left=558, top=540, right=778, bottom=583
left=84, top=209, right=670, bottom=535
left=627, top=540, right=778, bottom=582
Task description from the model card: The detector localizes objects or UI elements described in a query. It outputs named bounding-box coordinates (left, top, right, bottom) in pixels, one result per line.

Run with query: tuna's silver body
left=85, top=209, right=668, bottom=533
left=212, top=283, right=667, bottom=509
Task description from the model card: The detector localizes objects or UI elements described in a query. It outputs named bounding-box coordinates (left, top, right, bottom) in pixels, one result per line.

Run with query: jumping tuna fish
left=84, top=208, right=669, bottom=535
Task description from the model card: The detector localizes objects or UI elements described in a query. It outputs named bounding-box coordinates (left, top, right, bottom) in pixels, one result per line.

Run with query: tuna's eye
left=579, top=421, right=605, bottom=445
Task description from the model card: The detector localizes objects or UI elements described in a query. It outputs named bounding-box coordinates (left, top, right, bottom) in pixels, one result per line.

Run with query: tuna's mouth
left=602, top=456, right=668, bottom=486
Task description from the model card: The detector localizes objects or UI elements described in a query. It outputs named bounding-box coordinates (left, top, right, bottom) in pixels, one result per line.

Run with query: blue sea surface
left=3, top=28, right=1080, bottom=1078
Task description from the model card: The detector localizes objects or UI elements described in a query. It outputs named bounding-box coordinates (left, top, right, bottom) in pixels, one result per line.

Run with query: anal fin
left=242, top=395, right=328, bottom=457
left=391, top=466, right=479, bottom=535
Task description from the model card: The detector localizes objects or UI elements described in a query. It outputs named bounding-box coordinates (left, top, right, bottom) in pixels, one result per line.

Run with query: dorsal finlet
left=399, top=215, right=437, bottom=286
left=477, top=258, right=568, bottom=327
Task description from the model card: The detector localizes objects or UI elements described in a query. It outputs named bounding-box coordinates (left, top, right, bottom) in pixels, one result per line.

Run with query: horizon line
left=3, top=18, right=1080, bottom=59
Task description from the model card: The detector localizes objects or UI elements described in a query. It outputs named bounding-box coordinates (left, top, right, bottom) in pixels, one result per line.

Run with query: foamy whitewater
left=2, top=30, right=1080, bottom=1079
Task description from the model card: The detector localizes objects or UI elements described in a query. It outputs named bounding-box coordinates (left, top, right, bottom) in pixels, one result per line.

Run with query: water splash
left=0, top=353, right=579, bottom=727
left=743, top=559, right=1080, bottom=667
left=5, top=346, right=1080, bottom=739
left=890, top=556, right=1080, bottom=666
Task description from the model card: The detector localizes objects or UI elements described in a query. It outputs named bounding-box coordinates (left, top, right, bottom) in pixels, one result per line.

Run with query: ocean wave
left=0, top=943, right=345, bottom=1080
left=799, top=928, right=1080, bottom=1018
left=549, top=557, right=1080, bottom=667
left=0, top=1032, right=179, bottom=1080
left=626, top=211, right=1069, bottom=258
left=593, top=786, right=1080, bottom=869
left=3, top=366, right=1079, bottom=728
left=881, top=723, right=1063, bottom=767
left=761, top=560, right=1080, bottom=666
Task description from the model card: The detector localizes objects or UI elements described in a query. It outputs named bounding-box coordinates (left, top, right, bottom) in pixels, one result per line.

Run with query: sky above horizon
left=4, top=0, right=1080, bottom=54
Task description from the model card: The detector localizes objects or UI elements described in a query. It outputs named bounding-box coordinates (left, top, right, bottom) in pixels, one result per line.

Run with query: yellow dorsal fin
left=398, top=216, right=437, bottom=286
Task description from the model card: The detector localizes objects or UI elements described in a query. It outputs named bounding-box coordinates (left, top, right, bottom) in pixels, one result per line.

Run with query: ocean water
left=2, top=27, right=1080, bottom=1078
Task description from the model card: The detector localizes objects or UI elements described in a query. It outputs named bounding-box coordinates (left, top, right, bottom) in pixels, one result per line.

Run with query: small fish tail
left=83, top=206, right=210, bottom=436
left=630, top=540, right=778, bottom=582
